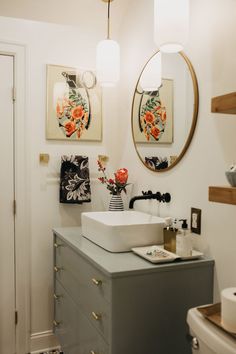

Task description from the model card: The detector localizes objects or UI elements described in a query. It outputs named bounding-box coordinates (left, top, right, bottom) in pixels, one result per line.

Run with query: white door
left=0, top=54, right=16, bottom=354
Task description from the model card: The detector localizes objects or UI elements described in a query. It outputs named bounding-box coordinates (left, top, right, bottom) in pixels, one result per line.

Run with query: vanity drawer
left=54, top=235, right=111, bottom=341
left=54, top=235, right=111, bottom=302
left=54, top=280, right=109, bottom=354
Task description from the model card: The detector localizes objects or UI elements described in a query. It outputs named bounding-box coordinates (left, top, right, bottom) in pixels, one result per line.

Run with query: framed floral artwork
left=132, top=79, right=173, bottom=143
left=46, top=64, right=102, bottom=141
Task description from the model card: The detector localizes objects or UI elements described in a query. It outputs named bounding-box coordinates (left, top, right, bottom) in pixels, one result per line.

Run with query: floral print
left=64, top=121, right=77, bottom=137
left=56, top=85, right=89, bottom=139
left=60, top=156, right=91, bottom=203
left=140, top=93, right=167, bottom=142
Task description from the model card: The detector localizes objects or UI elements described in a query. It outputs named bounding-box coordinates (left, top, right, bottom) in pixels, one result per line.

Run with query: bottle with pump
left=176, top=219, right=192, bottom=257
left=163, top=218, right=178, bottom=253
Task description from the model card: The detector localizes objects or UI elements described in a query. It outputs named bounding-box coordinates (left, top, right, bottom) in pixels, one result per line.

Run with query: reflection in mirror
left=132, top=51, right=199, bottom=172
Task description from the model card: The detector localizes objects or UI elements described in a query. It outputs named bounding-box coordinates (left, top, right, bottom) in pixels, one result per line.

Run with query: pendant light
left=154, top=0, right=189, bottom=53
left=140, top=52, right=162, bottom=92
left=96, top=0, right=120, bottom=87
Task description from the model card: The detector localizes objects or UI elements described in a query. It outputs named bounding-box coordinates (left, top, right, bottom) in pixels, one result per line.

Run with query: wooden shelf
left=211, top=92, right=236, bottom=114
left=209, top=186, right=236, bottom=205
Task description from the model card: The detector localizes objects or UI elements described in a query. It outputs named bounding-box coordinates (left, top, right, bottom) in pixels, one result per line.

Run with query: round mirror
left=132, top=51, right=199, bottom=172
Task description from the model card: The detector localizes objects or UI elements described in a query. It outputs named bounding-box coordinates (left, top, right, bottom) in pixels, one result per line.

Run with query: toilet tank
left=187, top=308, right=236, bottom=354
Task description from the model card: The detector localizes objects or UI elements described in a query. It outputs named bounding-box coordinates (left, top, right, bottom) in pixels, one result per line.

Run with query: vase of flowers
left=97, top=161, right=129, bottom=211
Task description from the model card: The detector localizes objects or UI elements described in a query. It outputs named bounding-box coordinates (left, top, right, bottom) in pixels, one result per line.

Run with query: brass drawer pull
left=92, top=278, right=102, bottom=286
left=54, top=266, right=62, bottom=272
left=92, top=311, right=101, bottom=321
left=53, top=320, right=60, bottom=327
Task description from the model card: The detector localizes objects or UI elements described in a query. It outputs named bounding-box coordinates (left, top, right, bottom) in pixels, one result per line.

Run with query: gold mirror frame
left=131, top=51, right=199, bottom=172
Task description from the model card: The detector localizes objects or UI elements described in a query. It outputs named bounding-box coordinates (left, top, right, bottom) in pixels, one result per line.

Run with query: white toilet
left=187, top=307, right=236, bottom=354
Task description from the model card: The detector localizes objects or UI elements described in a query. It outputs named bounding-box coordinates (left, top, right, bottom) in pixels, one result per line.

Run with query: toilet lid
left=187, top=308, right=236, bottom=354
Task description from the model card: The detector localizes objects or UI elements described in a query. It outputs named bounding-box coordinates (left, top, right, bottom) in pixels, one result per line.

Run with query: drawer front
left=54, top=235, right=111, bottom=341
left=54, top=280, right=109, bottom=354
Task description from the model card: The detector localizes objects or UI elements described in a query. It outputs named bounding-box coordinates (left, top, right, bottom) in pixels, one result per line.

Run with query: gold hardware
left=39, top=153, right=50, bottom=164
left=53, top=320, right=60, bottom=327
left=54, top=266, right=62, bottom=272
left=92, top=311, right=101, bottom=321
left=90, top=351, right=97, bottom=354
left=92, top=278, right=102, bottom=286
left=54, top=242, right=62, bottom=248
left=98, top=154, right=109, bottom=166
left=54, top=294, right=61, bottom=300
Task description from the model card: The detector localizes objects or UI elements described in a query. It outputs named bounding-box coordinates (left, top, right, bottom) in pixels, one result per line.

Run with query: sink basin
left=81, top=211, right=166, bottom=252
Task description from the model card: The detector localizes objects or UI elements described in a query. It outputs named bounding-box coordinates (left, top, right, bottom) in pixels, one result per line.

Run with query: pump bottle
left=176, top=219, right=192, bottom=257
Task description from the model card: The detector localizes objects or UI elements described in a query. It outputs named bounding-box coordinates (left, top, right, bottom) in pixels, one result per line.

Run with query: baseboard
left=30, top=330, right=60, bottom=354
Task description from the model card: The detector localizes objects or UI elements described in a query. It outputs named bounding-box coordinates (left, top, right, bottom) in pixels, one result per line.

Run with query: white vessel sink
left=81, top=211, right=166, bottom=252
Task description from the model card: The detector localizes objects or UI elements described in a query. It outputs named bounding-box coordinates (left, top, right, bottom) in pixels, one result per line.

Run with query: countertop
left=53, top=227, right=214, bottom=278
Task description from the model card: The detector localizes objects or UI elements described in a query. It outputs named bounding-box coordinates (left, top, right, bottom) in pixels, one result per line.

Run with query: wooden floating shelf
left=211, top=92, right=236, bottom=114
left=209, top=186, right=236, bottom=205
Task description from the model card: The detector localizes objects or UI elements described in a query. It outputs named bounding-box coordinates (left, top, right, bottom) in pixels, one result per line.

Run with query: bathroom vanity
left=53, top=227, right=214, bottom=354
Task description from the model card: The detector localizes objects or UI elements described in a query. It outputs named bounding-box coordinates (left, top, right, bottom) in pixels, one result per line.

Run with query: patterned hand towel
left=60, top=155, right=91, bottom=204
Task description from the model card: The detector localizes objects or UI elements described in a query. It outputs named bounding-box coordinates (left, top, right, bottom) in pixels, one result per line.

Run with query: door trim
left=0, top=41, right=30, bottom=354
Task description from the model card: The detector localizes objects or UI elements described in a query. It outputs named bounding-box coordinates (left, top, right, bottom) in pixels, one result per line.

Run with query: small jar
left=163, top=228, right=178, bottom=253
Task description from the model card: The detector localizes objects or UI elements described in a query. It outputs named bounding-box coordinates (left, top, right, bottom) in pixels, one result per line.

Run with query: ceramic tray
left=131, top=245, right=203, bottom=264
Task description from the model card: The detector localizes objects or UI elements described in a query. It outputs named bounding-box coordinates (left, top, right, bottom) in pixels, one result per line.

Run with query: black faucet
left=129, top=190, right=171, bottom=209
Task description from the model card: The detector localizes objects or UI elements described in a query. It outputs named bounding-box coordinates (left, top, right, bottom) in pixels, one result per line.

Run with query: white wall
left=0, top=15, right=122, bottom=343
left=118, top=0, right=236, bottom=301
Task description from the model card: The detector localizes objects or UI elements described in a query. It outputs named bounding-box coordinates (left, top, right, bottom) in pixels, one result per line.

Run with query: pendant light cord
left=107, top=0, right=111, bottom=39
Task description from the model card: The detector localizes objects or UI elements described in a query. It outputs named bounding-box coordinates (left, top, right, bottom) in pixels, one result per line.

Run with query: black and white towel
left=60, top=155, right=91, bottom=204
left=145, top=156, right=169, bottom=170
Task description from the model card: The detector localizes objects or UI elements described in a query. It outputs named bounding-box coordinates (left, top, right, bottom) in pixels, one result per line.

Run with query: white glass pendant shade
left=96, top=39, right=120, bottom=87
left=154, top=0, right=189, bottom=53
left=140, top=52, right=162, bottom=92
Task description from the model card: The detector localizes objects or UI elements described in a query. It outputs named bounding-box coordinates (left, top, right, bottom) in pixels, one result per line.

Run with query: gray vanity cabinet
left=53, top=227, right=214, bottom=354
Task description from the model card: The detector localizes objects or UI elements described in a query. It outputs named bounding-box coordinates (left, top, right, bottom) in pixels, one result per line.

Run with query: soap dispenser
left=163, top=218, right=178, bottom=253
left=176, top=219, right=192, bottom=257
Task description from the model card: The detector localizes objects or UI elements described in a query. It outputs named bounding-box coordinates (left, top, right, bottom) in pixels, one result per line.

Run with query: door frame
left=0, top=40, right=30, bottom=354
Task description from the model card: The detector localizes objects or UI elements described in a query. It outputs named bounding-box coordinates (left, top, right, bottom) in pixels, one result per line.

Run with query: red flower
left=64, top=121, right=76, bottom=137
left=98, top=162, right=129, bottom=195
left=144, top=111, right=155, bottom=124
left=71, top=105, right=84, bottom=120
left=98, top=177, right=105, bottom=183
left=150, top=126, right=160, bottom=140
left=115, top=168, right=128, bottom=185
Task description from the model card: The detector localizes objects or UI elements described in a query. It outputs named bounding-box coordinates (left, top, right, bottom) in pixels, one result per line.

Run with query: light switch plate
left=190, top=208, right=201, bottom=235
